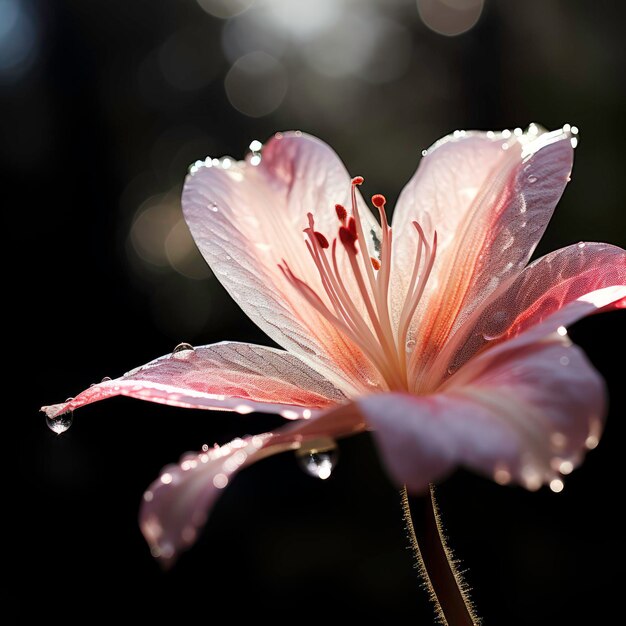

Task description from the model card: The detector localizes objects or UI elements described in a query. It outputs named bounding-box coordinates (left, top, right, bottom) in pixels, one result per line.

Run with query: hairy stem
left=401, top=484, right=479, bottom=626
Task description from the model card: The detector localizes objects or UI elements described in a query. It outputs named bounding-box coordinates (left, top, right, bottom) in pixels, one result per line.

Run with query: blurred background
left=13, top=0, right=625, bottom=623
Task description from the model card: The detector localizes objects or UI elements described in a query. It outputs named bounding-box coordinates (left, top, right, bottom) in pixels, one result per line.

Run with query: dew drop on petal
left=549, top=478, right=564, bottom=493
left=405, top=339, right=416, bottom=353
left=46, top=410, right=73, bottom=435
left=527, top=175, right=537, bottom=184
left=559, top=460, right=574, bottom=475
left=171, top=342, right=195, bottom=357
left=296, top=438, right=338, bottom=480
left=494, top=466, right=511, bottom=485
left=101, top=376, right=112, bottom=382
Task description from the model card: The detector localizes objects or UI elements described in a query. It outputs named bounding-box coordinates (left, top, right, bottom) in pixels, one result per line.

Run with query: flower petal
left=139, top=402, right=365, bottom=566
left=42, top=342, right=346, bottom=420
left=391, top=127, right=574, bottom=379
left=428, top=242, right=626, bottom=387
left=183, top=132, right=382, bottom=393
left=361, top=336, right=605, bottom=493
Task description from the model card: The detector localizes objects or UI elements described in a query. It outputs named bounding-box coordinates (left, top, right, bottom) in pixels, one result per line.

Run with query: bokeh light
left=0, top=0, right=39, bottom=82
left=196, top=0, right=256, bottom=19
left=128, top=191, right=210, bottom=281
left=417, top=0, right=484, bottom=36
left=224, top=51, right=288, bottom=117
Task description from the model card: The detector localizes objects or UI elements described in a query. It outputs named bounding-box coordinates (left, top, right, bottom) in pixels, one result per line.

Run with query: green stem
left=401, top=484, right=479, bottom=626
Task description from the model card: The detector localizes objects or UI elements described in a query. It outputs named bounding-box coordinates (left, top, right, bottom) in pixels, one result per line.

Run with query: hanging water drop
left=46, top=410, right=73, bottom=435
left=172, top=342, right=195, bottom=357
left=295, top=438, right=338, bottom=480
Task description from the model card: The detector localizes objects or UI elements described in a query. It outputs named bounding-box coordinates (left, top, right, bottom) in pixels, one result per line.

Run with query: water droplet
left=101, top=376, right=112, bottom=382
left=209, top=202, right=218, bottom=212
left=527, top=175, right=537, bottom=184
left=249, top=139, right=262, bottom=153
left=559, top=356, right=570, bottom=366
left=549, top=478, right=564, bottom=493
left=502, top=143, right=509, bottom=150
left=249, top=154, right=261, bottom=166
left=578, top=242, right=585, bottom=249
left=405, top=339, right=416, bottom=353
left=501, top=129, right=512, bottom=138
left=46, top=411, right=73, bottom=435
left=294, top=130, right=302, bottom=137
left=421, top=149, right=427, bottom=157
left=447, top=364, right=459, bottom=376
left=296, top=438, right=338, bottom=480
left=172, top=342, right=195, bottom=357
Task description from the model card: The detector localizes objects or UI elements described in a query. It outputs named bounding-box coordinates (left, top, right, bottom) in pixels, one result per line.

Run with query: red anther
left=347, top=216, right=357, bottom=238
left=335, top=204, right=347, bottom=223
left=352, top=176, right=364, bottom=185
left=370, top=256, right=381, bottom=270
left=339, top=226, right=358, bottom=254
left=314, top=231, right=330, bottom=249
left=371, top=194, right=386, bottom=208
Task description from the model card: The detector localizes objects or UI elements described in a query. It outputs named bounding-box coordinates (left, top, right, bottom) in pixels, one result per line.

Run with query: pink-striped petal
left=183, top=132, right=382, bottom=394
left=390, top=126, right=574, bottom=381
left=139, top=402, right=365, bottom=566
left=427, top=242, right=626, bottom=387
left=42, top=342, right=346, bottom=420
left=361, top=336, right=605, bottom=493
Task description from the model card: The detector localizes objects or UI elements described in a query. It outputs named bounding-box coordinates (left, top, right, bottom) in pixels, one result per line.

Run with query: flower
left=43, top=126, right=626, bottom=566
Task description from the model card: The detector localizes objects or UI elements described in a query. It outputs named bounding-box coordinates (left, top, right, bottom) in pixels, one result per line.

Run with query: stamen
left=281, top=177, right=437, bottom=392
left=339, top=226, right=357, bottom=254
left=314, top=232, right=329, bottom=249
left=371, top=194, right=386, bottom=209
left=347, top=216, right=357, bottom=239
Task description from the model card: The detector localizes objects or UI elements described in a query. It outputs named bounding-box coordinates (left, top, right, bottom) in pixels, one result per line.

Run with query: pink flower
left=43, top=126, right=626, bottom=566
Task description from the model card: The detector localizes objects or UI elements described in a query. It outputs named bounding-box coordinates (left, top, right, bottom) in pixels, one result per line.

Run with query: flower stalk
left=402, top=485, right=479, bottom=626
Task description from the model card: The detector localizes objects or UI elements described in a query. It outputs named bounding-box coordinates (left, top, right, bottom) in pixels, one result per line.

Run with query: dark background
left=12, top=0, right=625, bottom=623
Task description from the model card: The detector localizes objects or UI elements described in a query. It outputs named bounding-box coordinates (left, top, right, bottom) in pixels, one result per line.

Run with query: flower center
left=280, top=177, right=437, bottom=391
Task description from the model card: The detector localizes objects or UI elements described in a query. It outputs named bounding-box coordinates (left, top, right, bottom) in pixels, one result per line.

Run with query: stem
left=401, top=484, right=479, bottom=626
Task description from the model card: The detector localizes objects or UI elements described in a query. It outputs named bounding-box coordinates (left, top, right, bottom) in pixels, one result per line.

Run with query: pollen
left=371, top=256, right=381, bottom=270
left=339, top=225, right=357, bottom=253
left=314, top=231, right=329, bottom=249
